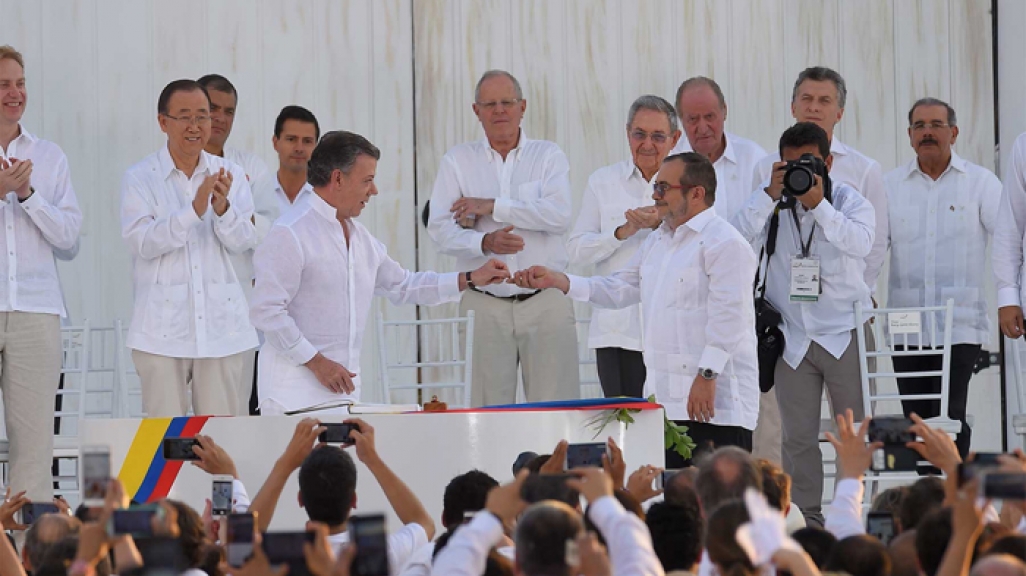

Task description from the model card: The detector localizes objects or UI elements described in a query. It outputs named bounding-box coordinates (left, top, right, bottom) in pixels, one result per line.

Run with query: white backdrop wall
left=0, top=1, right=1006, bottom=440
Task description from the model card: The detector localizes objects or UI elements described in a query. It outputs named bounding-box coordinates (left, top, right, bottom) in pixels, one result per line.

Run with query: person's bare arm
left=249, top=418, right=325, bottom=531
left=346, top=418, right=435, bottom=539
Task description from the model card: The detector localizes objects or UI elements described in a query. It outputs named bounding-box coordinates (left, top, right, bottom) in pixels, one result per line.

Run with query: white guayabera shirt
left=670, top=131, right=767, bottom=222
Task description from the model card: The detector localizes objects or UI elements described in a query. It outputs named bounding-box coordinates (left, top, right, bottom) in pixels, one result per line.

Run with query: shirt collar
left=905, top=151, right=967, bottom=179
left=308, top=189, right=341, bottom=222
left=677, top=132, right=737, bottom=165
left=829, top=137, right=849, bottom=157
left=0, top=123, right=36, bottom=160
left=685, top=206, right=717, bottom=233
left=158, top=144, right=213, bottom=180
left=482, top=129, right=528, bottom=163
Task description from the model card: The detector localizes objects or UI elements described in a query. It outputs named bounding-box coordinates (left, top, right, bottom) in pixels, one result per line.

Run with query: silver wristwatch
left=699, top=367, right=718, bottom=380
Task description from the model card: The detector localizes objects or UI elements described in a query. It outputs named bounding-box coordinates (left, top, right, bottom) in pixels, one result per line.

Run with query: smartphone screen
left=162, top=438, right=201, bottom=461
left=227, top=513, right=255, bottom=568
left=212, top=478, right=234, bottom=516
left=349, top=514, right=389, bottom=576
left=319, top=423, right=357, bottom=445
left=20, top=502, right=60, bottom=525
left=866, top=511, right=896, bottom=545
left=982, top=472, right=1026, bottom=500
left=112, top=507, right=156, bottom=537
left=565, top=443, right=607, bottom=469
left=82, top=448, right=111, bottom=505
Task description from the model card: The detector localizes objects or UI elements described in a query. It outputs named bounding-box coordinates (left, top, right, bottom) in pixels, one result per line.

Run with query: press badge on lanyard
left=789, top=213, right=820, bottom=302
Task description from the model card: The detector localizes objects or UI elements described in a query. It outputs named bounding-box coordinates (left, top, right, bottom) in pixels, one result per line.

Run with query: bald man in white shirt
left=428, top=70, right=579, bottom=406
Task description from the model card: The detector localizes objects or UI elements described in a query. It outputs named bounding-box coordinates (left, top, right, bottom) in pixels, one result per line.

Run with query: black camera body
left=868, top=416, right=919, bottom=472
left=781, top=153, right=832, bottom=205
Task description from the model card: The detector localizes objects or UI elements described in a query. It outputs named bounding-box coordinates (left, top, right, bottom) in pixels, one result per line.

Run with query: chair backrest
left=85, top=324, right=119, bottom=419
left=575, top=317, right=603, bottom=399
left=376, top=311, right=474, bottom=407
left=54, top=322, right=91, bottom=440
left=855, top=298, right=958, bottom=431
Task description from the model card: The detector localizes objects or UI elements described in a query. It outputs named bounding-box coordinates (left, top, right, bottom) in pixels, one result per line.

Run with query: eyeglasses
left=630, top=130, right=670, bottom=144
left=164, top=114, right=212, bottom=126
left=653, top=182, right=697, bottom=198
left=911, top=121, right=950, bottom=132
left=476, top=99, right=521, bottom=111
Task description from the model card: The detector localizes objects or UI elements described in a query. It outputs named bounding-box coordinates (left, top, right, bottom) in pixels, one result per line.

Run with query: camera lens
left=783, top=165, right=814, bottom=196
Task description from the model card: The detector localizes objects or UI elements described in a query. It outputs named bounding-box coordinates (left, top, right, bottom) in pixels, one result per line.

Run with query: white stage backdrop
left=0, top=0, right=1010, bottom=448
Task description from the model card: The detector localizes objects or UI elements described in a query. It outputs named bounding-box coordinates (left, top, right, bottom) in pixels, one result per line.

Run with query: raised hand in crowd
left=485, top=469, right=529, bottom=527
left=0, top=504, right=26, bottom=576
left=0, top=487, right=30, bottom=530
left=907, top=412, right=962, bottom=476
left=625, top=465, right=664, bottom=503
left=228, top=535, right=288, bottom=576
left=824, top=409, right=881, bottom=481
left=577, top=531, right=612, bottom=576
left=250, top=417, right=326, bottom=531
left=936, top=477, right=989, bottom=576
left=192, top=434, right=239, bottom=478
left=566, top=466, right=615, bottom=504
left=539, top=439, right=569, bottom=474
left=602, top=437, right=627, bottom=488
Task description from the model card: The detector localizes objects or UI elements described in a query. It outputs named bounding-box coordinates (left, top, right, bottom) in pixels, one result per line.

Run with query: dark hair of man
left=791, top=526, right=837, bottom=569
left=442, top=469, right=499, bottom=528
left=987, top=534, right=1026, bottom=563
left=199, top=542, right=227, bottom=576
left=791, top=66, right=847, bottom=109
left=900, top=476, right=945, bottom=532
left=646, top=499, right=704, bottom=573
left=694, top=446, right=762, bottom=513
left=298, top=445, right=358, bottom=526
left=158, top=79, right=210, bottom=116
left=307, top=131, right=381, bottom=188
left=197, top=73, right=238, bottom=99
left=916, top=507, right=955, bottom=576
left=663, top=151, right=718, bottom=206
left=25, top=514, right=80, bottom=570
left=33, top=536, right=80, bottom=576
left=705, top=500, right=757, bottom=576
left=778, top=121, right=831, bottom=160
left=515, top=501, right=583, bottom=576
left=274, top=105, right=321, bottom=140
left=908, top=97, right=957, bottom=127
left=165, top=499, right=208, bottom=568
left=825, top=534, right=892, bottom=576
left=757, top=459, right=789, bottom=512
left=872, top=486, right=909, bottom=532
left=663, top=468, right=699, bottom=506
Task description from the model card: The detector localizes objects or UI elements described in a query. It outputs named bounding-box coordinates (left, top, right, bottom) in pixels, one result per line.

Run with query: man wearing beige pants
left=427, top=70, right=579, bottom=406
left=121, top=79, right=258, bottom=417
left=0, top=46, right=83, bottom=500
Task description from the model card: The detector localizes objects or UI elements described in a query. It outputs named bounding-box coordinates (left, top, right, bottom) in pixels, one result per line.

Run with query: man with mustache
left=885, top=97, right=1000, bottom=463
left=670, top=76, right=767, bottom=221
left=567, top=95, right=681, bottom=398
left=249, top=131, right=510, bottom=414
left=514, top=152, right=760, bottom=465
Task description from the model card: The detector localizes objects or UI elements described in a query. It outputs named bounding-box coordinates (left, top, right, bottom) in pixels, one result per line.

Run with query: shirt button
left=198, top=315, right=203, bottom=320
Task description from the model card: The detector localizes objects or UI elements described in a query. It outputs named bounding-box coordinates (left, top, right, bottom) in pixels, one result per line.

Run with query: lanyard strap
left=789, top=209, right=816, bottom=258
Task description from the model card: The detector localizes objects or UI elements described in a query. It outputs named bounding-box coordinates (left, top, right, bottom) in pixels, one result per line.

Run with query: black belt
left=470, top=285, right=541, bottom=302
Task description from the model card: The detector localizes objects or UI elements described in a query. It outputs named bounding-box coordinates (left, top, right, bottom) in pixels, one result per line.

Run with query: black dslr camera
left=781, top=153, right=832, bottom=206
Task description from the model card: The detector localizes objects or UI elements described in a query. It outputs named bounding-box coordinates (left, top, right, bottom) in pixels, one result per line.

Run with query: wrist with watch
left=465, top=270, right=476, bottom=290
left=698, top=367, right=718, bottom=380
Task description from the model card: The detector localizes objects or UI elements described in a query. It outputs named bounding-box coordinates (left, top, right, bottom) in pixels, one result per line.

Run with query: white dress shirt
left=670, top=131, right=767, bottom=221
left=885, top=153, right=1001, bottom=346
left=328, top=523, right=428, bottom=576
left=121, top=146, right=259, bottom=358
left=431, top=497, right=664, bottom=576
left=242, top=173, right=313, bottom=287
left=0, top=125, right=82, bottom=316
left=427, top=131, right=573, bottom=297
left=567, top=208, right=760, bottom=428
left=223, top=147, right=269, bottom=185
left=222, top=148, right=270, bottom=293
left=753, top=137, right=889, bottom=292
left=250, top=192, right=461, bottom=410
left=994, top=132, right=1026, bottom=311
left=731, top=183, right=875, bottom=369
left=567, top=160, right=654, bottom=351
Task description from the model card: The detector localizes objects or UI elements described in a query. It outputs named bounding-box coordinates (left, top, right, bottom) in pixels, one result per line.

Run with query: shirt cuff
left=998, top=287, right=1022, bottom=309
left=215, top=202, right=241, bottom=227
left=835, top=477, right=863, bottom=499
left=492, top=197, right=513, bottom=224
left=440, top=271, right=461, bottom=299
left=18, top=188, right=48, bottom=212
left=566, top=274, right=591, bottom=302
left=282, top=337, right=319, bottom=366
left=467, top=511, right=505, bottom=546
left=586, top=495, right=625, bottom=530
left=698, top=346, right=729, bottom=374
left=232, top=479, right=251, bottom=512
left=810, top=197, right=839, bottom=222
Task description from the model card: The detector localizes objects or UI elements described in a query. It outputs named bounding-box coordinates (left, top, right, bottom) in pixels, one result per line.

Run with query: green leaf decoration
left=584, top=396, right=695, bottom=460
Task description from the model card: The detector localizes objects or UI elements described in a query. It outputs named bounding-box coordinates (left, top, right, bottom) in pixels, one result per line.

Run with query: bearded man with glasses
left=567, top=95, right=681, bottom=398
left=514, top=152, right=760, bottom=466
left=120, top=79, right=259, bottom=417
left=427, top=69, right=579, bottom=406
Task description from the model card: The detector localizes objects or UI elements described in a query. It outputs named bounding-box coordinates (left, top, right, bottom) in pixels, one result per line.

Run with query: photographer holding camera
left=732, top=122, right=875, bottom=528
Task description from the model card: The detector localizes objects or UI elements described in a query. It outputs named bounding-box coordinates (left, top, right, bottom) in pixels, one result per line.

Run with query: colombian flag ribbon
left=116, top=416, right=210, bottom=503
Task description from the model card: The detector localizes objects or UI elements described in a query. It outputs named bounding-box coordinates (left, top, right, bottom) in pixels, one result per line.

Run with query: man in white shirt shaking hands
left=512, top=152, right=760, bottom=467
left=250, top=131, right=509, bottom=414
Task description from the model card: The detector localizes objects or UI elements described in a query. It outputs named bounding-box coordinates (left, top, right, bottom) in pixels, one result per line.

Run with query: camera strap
left=754, top=205, right=782, bottom=299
